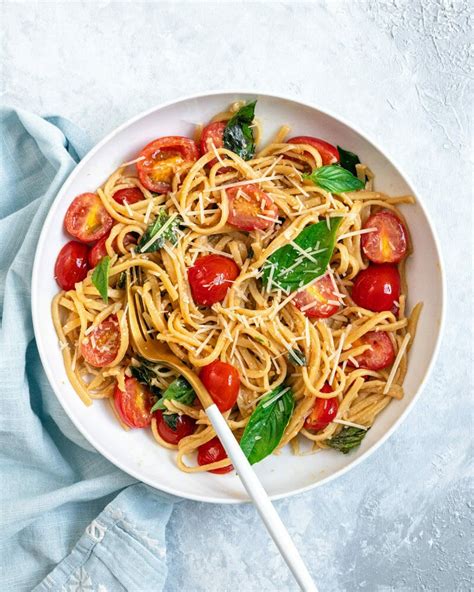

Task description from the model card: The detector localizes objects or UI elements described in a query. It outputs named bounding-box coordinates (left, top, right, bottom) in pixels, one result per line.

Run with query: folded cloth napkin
left=0, top=108, right=175, bottom=592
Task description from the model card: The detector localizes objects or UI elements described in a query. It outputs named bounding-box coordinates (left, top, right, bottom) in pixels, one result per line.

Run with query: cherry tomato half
left=287, top=136, right=340, bottom=165
left=64, top=193, right=113, bottom=243
left=155, top=411, right=196, bottom=444
left=304, top=383, right=338, bottom=431
left=199, top=360, right=240, bottom=412
left=81, top=315, right=121, bottom=368
left=200, top=121, right=226, bottom=166
left=113, top=187, right=144, bottom=205
left=54, top=240, right=90, bottom=290
left=362, top=210, right=408, bottom=264
left=114, top=377, right=154, bottom=428
left=226, top=184, right=279, bottom=231
left=136, top=136, right=199, bottom=193
left=293, top=274, right=340, bottom=318
left=197, top=437, right=233, bottom=474
left=88, top=235, right=108, bottom=268
left=349, top=331, right=395, bottom=371
left=352, top=264, right=401, bottom=313
left=188, top=255, right=240, bottom=306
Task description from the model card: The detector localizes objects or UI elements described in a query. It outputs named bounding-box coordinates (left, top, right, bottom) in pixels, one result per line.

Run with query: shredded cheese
left=383, top=333, right=411, bottom=394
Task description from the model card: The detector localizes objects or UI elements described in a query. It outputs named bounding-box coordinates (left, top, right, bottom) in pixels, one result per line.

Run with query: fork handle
left=205, top=404, right=317, bottom=592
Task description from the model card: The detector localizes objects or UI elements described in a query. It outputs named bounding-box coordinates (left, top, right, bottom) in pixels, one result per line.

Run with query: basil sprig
left=328, top=427, right=368, bottom=454
left=162, top=413, right=179, bottom=430
left=337, top=146, right=361, bottom=176
left=91, top=255, right=110, bottom=303
left=150, top=376, right=195, bottom=413
left=223, top=100, right=257, bottom=160
left=138, top=210, right=181, bottom=253
left=240, top=385, right=294, bottom=464
left=305, top=165, right=365, bottom=193
left=261, top=217, right=341, bottom=293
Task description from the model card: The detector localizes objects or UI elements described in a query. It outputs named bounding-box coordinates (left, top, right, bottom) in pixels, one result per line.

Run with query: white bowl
left=31, top=91, right=445, bottom=503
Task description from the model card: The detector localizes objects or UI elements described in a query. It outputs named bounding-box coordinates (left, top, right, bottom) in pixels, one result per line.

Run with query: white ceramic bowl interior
left=32, top=91, right=444, bottom=503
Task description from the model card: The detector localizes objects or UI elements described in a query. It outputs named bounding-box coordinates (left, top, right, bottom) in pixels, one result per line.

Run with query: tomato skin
left=188, top=255, right=240, bottom=306
left=113, top=187, right=144, bottom=205
left=293, top=274, right=340, bottom=319
left=80, top=315, right=121, bottom=368
left=155, top=411, right=196, bottom=444
left=114, top=377, right=154, bottom=428
left=136, top=136, right=199, bottom=193
left=226, top=184, right=279, bottom=231
left=349, top=331, right=395, bottom=371
left=287, top=136, right=340, bottom=165
left=54, top=240, right=90, bottom=290
left=200, top=121, right=226, bottom=166
left=64, top=193, right=113, bottom=243
left=304, top=383, right=338, bottom=431
left=197, top=437, right=233, bottom=474
left=88, top=235, right=108, bottom=267
left=362, top=210, right=408, bottom=264
left=352, top=264, right=401, bottom=313
left=199, top=360, right=240, bottom=412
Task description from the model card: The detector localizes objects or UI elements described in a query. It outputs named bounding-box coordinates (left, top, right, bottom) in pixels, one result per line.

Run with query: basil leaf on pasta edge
left=337, top=146, right=361, bottom=176
left=327, top=427, right=368, bottom=454
left=138, top=210, right=181, bottom=253
left=240, top=385, right=294, bottom=465
left=91, top=255, right=110, bottom=303
left=305, top=165, right=365, bottom=193
left=223, top=100, right=257, bottom=160
left=150, top=376, right=195, bottom=413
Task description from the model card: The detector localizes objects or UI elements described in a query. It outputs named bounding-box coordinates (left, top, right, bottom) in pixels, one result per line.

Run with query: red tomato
left=64, top=193, right=113, bottom=243
left=136, top=136, right=199, bottom=193
left=54, top=240, right=90, bottom=290
left=362, top=210, right=408, bottom=264
left=114, top=377, right=154, bottom=428
left=349, top=331, right=395, bottom=370
left=88, top=235, right=108, bottom=267
left=226, top=184, right=279, bottom=231
left=188, top=255, right=240, bottom=306
left=200, top=121, right=226, bottom=166
left=199, top=360, right=240, bottom=412
left=287, top=136, right=340, bottom=165
left=197, top=437, right=233, bottom=474
left=113, top=187, right=144, bottom=205
left=293, top=274, right=340, bottom=319
left=352, top=264, right=401, bottom=313
left=155, top=411, right=196, bottom=444
left=304, top=383, right=338, bottom=431
left=81, top=315, right=121, bottom=368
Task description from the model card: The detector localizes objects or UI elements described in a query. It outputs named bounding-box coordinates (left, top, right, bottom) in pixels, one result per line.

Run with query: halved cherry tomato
left=64, top=193, right=113, bottom=243
left=362, top=210, right=408, bottom=264
left=352, top=264, right=400, bottom=313
left=113, top=187, right=144, bottom=205
left=349, top=331, right=395, bottom=370
left=197, top=437, right=233, bottom=474
left=226, top=184, right=279, bottom=231
left=293, top=274, right=340, bottom=318
left=188, top=255, right=240, bottom=306
left=114, top=377, right=154, bottom=428
left=136, top=136, right=199, bottom=193
left=54, top=240, right=90, bottom=290
left=200, top=121, right=226, bottom=167
left=155, top=411, right=196, bottom=444
left=304, top=383, right=338, bottom=431
left=88, top=235, right=108, bottom=267
left=81, top=315, right=121, bottom=368
left=199, top=360, right=240, bottom=412
left=287, top=136, right=340, bottom=165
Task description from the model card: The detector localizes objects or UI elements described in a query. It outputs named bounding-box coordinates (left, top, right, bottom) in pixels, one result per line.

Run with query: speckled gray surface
left=3, top=1, right=472, bottom=590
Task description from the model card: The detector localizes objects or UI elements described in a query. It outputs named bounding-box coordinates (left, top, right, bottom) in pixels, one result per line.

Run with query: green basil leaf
left=150, top=376, right=195, bottom=413
left=337, top=146, right=361, bottom=176
left=288, top=348, right=306, bottom=366
left=162, top=413, right=178, bottom=430
left=261, top=217, right=341, bottom=293
left=305, top=165, right=365, bottom=193
left=240, top=385, right=294, bottom=464
left=327, top=427, right=368, bottom=454
left=223, top=100, right=257, bottom=160
left=138, top=210, right=181, bottom=253
left=91, top=256, right=110, bottom=303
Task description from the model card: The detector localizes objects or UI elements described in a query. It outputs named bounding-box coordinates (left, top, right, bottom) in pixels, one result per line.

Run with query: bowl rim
left=31, top=89, right=446, bottom=504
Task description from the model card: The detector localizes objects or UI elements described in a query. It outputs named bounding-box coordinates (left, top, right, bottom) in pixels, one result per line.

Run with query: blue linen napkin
left=0, top=107, right=175, bottom=592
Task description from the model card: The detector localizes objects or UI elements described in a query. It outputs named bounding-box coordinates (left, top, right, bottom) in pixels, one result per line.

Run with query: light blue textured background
left=2, top=1, right=472, bottom=591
